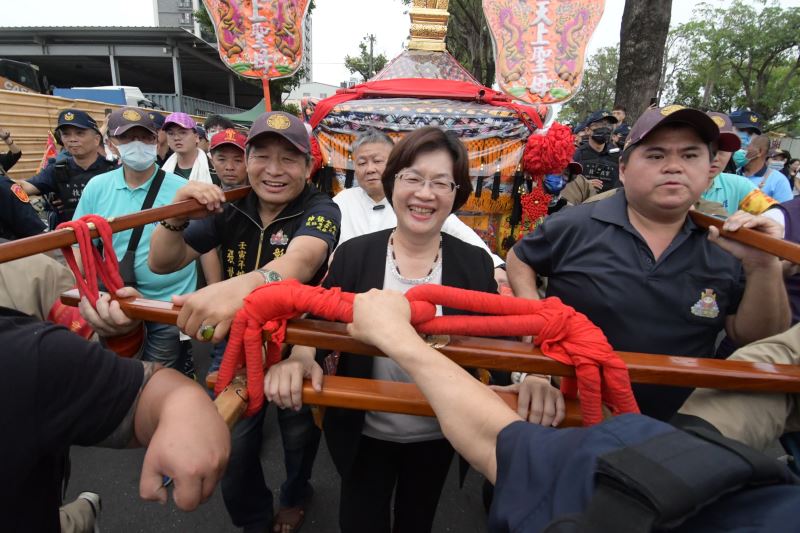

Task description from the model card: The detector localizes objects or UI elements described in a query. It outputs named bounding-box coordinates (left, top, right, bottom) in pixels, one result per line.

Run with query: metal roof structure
left=0, top=26, right=263, bottom=110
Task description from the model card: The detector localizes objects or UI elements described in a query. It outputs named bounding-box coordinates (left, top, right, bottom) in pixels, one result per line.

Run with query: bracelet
left=160, top=219, right=189, bottom=232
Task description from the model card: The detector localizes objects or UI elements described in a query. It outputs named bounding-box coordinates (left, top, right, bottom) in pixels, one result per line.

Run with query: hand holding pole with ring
left=198, top=324, right=215, bottom=341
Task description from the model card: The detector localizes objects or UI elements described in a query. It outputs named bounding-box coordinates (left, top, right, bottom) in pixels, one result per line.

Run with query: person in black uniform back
left=20, top=109, right=116, bottom=228
left=572, top=110, right=621, bottom=193
left=0, top=175, right=46, bottom=240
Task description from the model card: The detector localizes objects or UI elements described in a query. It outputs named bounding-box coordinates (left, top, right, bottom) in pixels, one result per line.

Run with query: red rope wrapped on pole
left=56, top=215, right=142, bottom=357
left=57, top=215, right=124, bottom=305
left=215, top=280, right=639, bottom=425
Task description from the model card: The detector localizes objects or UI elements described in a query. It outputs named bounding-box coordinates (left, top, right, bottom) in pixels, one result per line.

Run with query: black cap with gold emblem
left=56, top=109, right=100, bottom=134
left=247, top=111, right=310, bottom=154
left=623, top=105, right=720, bottom=154
left=107, top=107, right=159, bottom=137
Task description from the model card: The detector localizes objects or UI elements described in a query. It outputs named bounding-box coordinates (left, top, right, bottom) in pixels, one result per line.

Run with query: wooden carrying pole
left=59, top=290, right=585, bottom=426
left=688, top=210, right=800, bottom=264
left=60, top=289, right=800, bottom=393
left=0, top=187, right=251, bottom=264
left=3, top=193, right=798, bottom=266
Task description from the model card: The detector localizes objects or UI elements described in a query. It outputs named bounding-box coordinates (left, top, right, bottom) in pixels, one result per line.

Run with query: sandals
left=273, top=505, right=305, bottom=533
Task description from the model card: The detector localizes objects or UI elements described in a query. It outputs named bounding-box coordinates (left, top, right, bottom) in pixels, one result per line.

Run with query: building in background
left=152, top=0, right=200, bottom=36
left=302, top=15, right=312, bottom=82
left=283, top=81, right=339, bottom=108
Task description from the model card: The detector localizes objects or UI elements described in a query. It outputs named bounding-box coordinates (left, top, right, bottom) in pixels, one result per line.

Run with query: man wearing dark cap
left=21, top=109, right=116, bottom=227
left=572, top=110, right=620, bottom=193
left=730, top=109, right=763, bottom=148
left=507, top=105, right=789, bottom=421
left=149, top=111, right=340, bottom=533
left=73, top=107, right=198, bottom=372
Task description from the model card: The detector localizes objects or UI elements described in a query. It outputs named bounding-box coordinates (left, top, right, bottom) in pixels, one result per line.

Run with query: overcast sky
left=5, top=0, right=800, bottom=87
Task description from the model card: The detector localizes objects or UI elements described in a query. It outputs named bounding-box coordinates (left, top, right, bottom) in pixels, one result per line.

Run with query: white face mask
left=116, top=141, right=157, bottom=171
left=768, top=160, right=785, bottom=171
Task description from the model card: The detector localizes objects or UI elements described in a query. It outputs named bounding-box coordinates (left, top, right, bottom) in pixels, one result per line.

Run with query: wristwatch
left=257, top=268, right=283, bottom=284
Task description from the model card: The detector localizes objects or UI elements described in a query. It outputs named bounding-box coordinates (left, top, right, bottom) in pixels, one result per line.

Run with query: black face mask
left=591, top=127, right=611, bottom=144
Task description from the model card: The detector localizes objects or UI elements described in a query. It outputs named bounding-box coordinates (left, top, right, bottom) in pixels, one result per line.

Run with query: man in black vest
left=573, top=110, right=621, bottom=193
left=21, top=109, right=116, bottom=228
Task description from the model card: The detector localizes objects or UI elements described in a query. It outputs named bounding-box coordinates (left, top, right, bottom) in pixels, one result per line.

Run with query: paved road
left=65, top=342, right=491, bottom=532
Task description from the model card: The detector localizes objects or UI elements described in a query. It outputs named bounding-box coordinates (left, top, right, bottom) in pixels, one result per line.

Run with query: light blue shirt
left=73, top=165, right=197, bottom=301
left=702, top=172, right=757, bottom=215
left=743, top=168, right=793, bottom=203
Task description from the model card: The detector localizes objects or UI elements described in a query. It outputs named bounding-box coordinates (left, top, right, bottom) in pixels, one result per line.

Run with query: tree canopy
left=662, top=0, right=800, bottom=133
left=557, top=46, right=619, bottom=127
left=343, top=36, right=388, bottom=82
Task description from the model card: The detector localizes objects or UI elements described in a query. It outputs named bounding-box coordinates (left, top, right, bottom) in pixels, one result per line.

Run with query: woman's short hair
left=381, top=126, right=472, bottom=213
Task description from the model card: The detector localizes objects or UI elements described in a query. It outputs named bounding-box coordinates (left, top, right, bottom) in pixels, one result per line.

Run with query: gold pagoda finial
left=408, top=0, right=450, bottom=52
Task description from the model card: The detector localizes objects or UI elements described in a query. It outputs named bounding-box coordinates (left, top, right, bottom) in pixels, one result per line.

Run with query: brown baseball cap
left=247, top=111, right=310, bottom=154
left=706, top=111, right=741, bottom=152
left=623, top=105, right=719, bottom=153
left=107, top=107, right=159, bottom=137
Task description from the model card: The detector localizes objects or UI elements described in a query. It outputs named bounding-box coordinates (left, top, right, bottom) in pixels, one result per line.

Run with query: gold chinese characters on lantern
left=203, top=0, right=311, bottom=79
left=482, top=0, right=605, bottom=105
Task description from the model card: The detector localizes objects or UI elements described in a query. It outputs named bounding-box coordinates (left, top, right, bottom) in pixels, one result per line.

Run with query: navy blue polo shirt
left=490, top=416, right=800, bottom=532
left=512, top=191, right=745, bottom=419
left=0, top=176, right=46, bottom=240
left=27, top=154, right=111, bottom=195
left=183, top=185, right=340, bottom=284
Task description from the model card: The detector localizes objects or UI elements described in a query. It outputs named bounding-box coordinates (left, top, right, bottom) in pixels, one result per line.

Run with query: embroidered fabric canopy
left=309, top=77, right=548, bottom=256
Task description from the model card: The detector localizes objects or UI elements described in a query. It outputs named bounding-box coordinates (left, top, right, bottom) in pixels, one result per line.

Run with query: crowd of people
left=3, top=101, right=800, bottom=533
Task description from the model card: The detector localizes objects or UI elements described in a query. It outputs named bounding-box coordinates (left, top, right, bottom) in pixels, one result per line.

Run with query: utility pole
left=367, top=34, right=376, bottom=78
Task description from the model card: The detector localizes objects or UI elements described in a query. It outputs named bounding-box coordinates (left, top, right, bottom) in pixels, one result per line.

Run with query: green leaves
left=663, top=0, right=800, bottom=133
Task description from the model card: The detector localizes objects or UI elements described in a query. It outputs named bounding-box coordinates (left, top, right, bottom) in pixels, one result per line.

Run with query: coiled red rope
left=57, top=215, right=124, bottom=305
left=215, top=280, right=639, bottom=425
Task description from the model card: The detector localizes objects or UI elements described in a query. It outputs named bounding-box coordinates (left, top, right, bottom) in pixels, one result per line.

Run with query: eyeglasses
left=395, top=171, right=459, bottom=194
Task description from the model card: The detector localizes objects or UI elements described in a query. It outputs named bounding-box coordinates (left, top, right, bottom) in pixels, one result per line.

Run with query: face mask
left=116, top=141, right=157, bottom=171
left=737, top=131, right=751, bottom=149
left=732, top=149, right=750, bottom=169
left=591, top=127, right=611, bottom=143
left=543, top=174, right=566, bottom=195
left=768, top=160, right=785, bottom=171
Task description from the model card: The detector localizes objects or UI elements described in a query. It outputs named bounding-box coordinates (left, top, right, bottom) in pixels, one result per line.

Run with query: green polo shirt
left=73, top=166, right=197, bottom=301
left=702, top=172, right=757, bottom=215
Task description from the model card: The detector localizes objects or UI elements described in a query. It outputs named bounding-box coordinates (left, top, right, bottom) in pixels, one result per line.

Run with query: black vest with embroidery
left=53, top=158, right=116, bottom=222
left=215, top=186, right=333, bottom=285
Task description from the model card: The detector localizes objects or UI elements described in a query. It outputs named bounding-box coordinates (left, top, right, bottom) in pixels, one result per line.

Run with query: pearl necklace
left=387, top=231, right=443, bottom=285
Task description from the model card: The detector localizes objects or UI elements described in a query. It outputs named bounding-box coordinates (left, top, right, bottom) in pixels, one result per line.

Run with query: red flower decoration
left=522, top=122, right=575, bottom=176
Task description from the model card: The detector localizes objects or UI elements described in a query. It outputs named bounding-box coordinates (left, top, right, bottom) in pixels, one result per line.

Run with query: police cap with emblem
left=107, top=107, right=159, bottom=137
left=56, top=109, right=101, bottom=135
left=729, top=109, right=763, bottom=135
left=623, top=105, right=720, bottom=154
left=247, top=111, right=310, bottom=154
left=585, top=110, right=619, bottom=127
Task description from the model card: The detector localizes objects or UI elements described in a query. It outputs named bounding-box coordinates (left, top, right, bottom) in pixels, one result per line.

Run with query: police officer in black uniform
left=0, top=175, right=46, bottom=240
left=572, top=110, right=621, bottom=193
left=20, top=109, right=116, bottom=228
